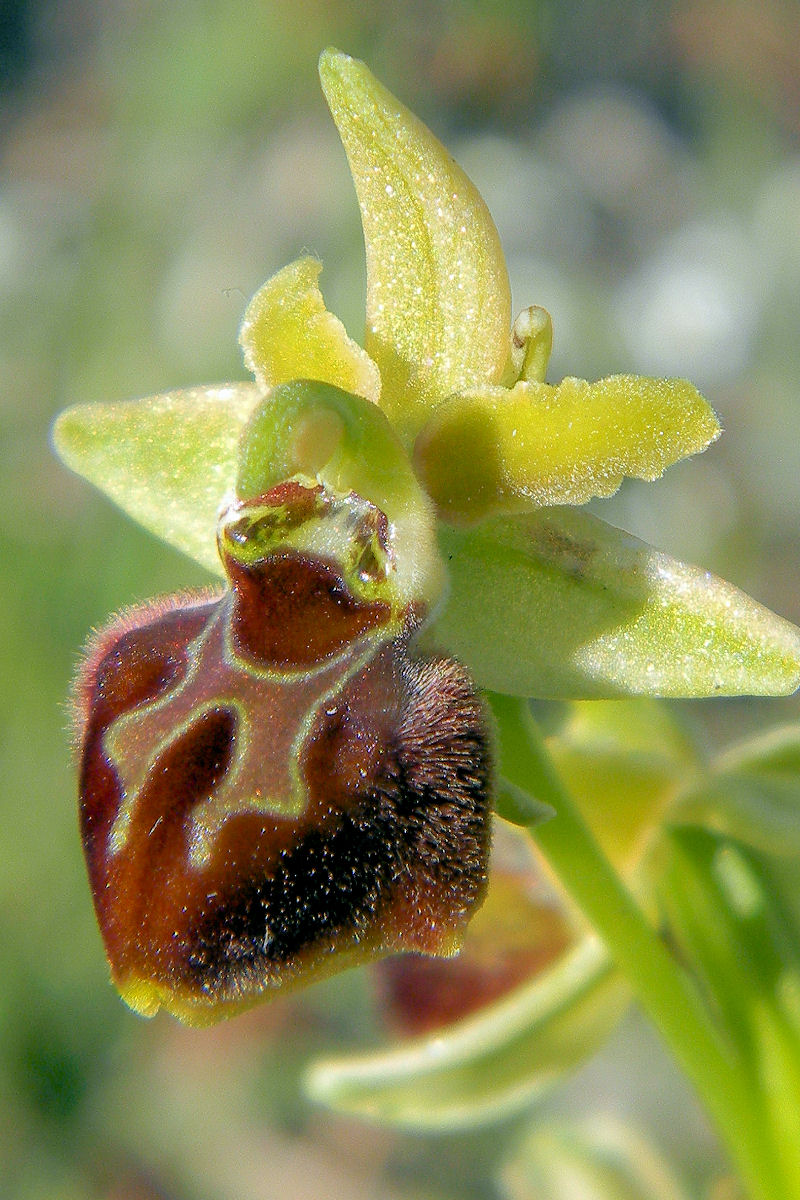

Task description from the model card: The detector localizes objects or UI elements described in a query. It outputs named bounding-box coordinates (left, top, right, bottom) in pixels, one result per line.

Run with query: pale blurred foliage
left=2, top=2, right=799, bottom=1198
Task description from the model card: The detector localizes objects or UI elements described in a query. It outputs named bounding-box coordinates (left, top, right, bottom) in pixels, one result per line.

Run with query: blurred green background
left=2, top=1, right=800, bottom=1197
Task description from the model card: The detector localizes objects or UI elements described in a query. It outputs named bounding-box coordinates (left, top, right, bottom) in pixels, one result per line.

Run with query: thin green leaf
left=424, top=507, right=800, bottom=698
left=751, top=1001, right=800, bottom=1196
left=52, top=385, right=263, bottom=576
left=657, top=828, right=800, bottom=1192
left=674, top=726, right=800, bottom=857
left=305, top=938, right=628, bottom=1130
left=547, top=699, right=698, bottom=870
left=656, top=828, right=800, bottom=1058
left=319, top=48, right=511, bottom=444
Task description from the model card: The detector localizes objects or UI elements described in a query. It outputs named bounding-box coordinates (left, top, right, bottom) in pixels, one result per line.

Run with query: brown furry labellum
left=73, top=480, right=492, bottom=1024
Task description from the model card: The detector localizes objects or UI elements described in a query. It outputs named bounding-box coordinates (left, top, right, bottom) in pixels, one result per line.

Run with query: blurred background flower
left=3, top=2, right=800, bottom=1197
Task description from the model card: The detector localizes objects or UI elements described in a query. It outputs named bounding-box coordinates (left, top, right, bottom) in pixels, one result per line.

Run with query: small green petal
left=52, top=385, right=263, bottom=576
left=305, top=938, right=628, bottom=1130
left=415, top=375, right=721, bottom=524
left=423, top=507, right=800, bottom=698
left=239, top=256, right=381, bottom=402
left=319, top=48, right=511, bottom=444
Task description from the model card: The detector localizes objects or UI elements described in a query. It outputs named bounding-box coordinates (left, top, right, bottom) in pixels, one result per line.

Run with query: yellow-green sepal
left=423, top=507, right=800, bottom=698
left=239, top=256, right=381, bottom=402
left=319, top=48, right=511, bottom=446
left=415, top=375, right=721, bottom=524
left=52, top=384, right=264, bottom=577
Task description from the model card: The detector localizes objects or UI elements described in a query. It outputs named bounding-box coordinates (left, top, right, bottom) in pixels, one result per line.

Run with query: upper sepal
left=319, top=48, right=511, bottom=445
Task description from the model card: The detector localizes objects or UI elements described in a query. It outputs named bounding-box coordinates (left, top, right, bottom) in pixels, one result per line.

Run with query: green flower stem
left=489, top=693, right=779, bottom=1200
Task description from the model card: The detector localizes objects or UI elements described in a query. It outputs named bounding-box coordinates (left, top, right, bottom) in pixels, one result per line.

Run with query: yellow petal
left=319, top=48, right=511, bottom=444
left=239, top=255, right=381, bottom=403
left=415, top=374, right=721, bottom=524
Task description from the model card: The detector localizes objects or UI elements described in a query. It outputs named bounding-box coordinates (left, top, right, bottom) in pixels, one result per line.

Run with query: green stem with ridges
left=489, top=693, right=780, bottom=1200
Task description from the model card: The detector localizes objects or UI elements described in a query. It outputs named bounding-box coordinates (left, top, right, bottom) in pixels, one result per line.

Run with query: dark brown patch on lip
left=226, top=550, right=391, bottom=668
left=84, top=703, right=240, bottom=980
left=73, top=592, right=219, bottom=747
left=77, top=594, right=220, bottom=881
left=134, top=706, right=238, bottom=839
left=177, top=652, right=492, bottom=1006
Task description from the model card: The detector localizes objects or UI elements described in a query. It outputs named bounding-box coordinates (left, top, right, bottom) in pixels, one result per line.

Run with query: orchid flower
left=53, top=49, right=800, bottom=1046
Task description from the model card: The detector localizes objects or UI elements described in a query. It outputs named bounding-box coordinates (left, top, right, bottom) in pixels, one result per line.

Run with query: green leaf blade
left=656, top=822, right=800, bottom=1163
left=305, top=938, right=628, bottom=1130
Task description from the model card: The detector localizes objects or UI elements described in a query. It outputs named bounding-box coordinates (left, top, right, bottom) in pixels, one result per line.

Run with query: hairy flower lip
left=75, top=482, right=494, bottom=1024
